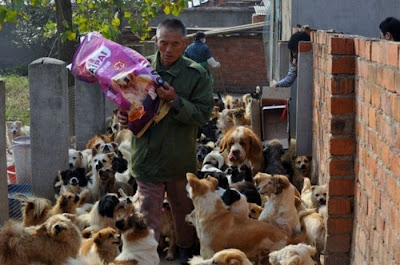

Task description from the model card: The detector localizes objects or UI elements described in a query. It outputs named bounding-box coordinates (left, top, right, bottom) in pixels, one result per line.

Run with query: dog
left=186, top=172, right=291, bottom=262
left=197, top=141, right=215, bottom=169
left=6, top=121, right=30, bottom=148
left=254, top=173, right=301, bottom=237
left=88, top=152, right=116, bottom=201
left=78, top=193, right=135, bottom=233
left=98, top=167, right=134, bottom=198
left=301, top=179, right=327, bottom=211
left=225, top=164, right=253, bottom=184
left=230, top=181, right=262, bottom=206
left=69, top=148, right=90, bottom=171
left=263, top=139, right=287, bottom=175
left=15, top=194, right=52, bottom=227
left=106, top=108, right=121, bottom=134
left=54, top=167, right=90, bottom=199
left=224, top=95, right=243, bottom=110
left=80, top=227, right=121, bottom=263
left=217, top=108, right=236, bottom=134
left=48, top=192, right=80, bottom=218
left=202, top=150, right=225, bottom=170
left=219, top=126, right=264, bottom=175
left=86, top=133, right=115, bottom=150
left=160, top=199, right=177, bottom=261
left=231, top=108, right=251, bottom=127
left=269, top=243, right=317, bottom=265
left=189, top=248, right=253, bottom=265
left=248, top=203, right=263, bottom=219
left=292, top=156, right=312, bottom=192
left=0, top=213, right=82, bottom=265
left=220, top=187, right=250, bottom=218
left=114, top=212, right=160, bottom=265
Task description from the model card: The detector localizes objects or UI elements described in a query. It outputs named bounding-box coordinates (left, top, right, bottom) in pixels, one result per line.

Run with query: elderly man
left=118, top=19, right=214, bottom=264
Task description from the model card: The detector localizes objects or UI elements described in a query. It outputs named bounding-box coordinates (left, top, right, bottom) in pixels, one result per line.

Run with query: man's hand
left=157, top=82, right=176, bottom=101
left=117, top=110, right=128, bottom=129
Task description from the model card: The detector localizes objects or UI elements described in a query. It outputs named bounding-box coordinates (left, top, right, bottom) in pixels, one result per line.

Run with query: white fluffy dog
left=269, top=243, right=317, bottom=265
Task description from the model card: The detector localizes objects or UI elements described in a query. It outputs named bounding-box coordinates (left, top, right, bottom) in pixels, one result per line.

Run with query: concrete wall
left=288, top=0, right=400, bottom=40
left=150, top=7, right=254, bottom=27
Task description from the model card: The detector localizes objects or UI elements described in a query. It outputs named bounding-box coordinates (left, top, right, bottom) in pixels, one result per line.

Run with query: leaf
left=62, top=20, right=69, bottom=29
left=5, top=10, right=18, bottom=23
left=88, top=2, right=94, bottom=8
left=124, top=11, right=131, bottom=18
left=163, top=5, right=170, bottom=15
left=66, top=30, right=76, bottom=41
left=111, top=17, right=120, bottom=27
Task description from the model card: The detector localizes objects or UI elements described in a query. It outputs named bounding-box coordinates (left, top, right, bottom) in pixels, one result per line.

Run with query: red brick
left=326, top=234, right=351, bottom=252
left=370, top=85, right=380, bottom=109
left=371, top=41, right=383, bottom=64
left=380, top=142, right=391, bottom=168
left=329, top=159, right=354, bottom=176
left=395, top=70, right=400, bottom=95
left=328, top=76, right=355, bottom=95
left=368, top=108, right=376, bottom=130
left=386, top=42, right=399, bottom=67
left=328, top=56, right=356, bottom=74
left=330, top=96, right=355, bottom=115
left=391, top=154, right=400, bottom=177
left=390, top=94, right=400, bottom=123
left=382, top=67, right=396, bottom=92
left=298, top=41, right=312, bottom=52
left=329, top=198, right=352, bottom=215
left=330, top=138, right=356, bottom=156
left=359, top=39, right=372, bottom=60
left=328, top=217, right=354, bottom=234
left=330, top=179, right=355, bottom=196
left=329, top=37, right=355, bottom=55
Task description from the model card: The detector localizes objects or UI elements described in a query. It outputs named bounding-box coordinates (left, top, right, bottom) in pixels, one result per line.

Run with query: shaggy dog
left=263, top=139, right=286, bottom=175
left=6, top=121, right=30, bottom=148
left=292, top=156, right=312, bottom=192
left=254, top=173, right=301, bottom=237
left=186, top=173, right=291, bottom=263
left=80, top=227, right=121, bottom=263
left=78, top=193, right=134, bottom=233
left=231, top=107, right=251, bottom=127
left=269, top=243, right=317, bottom=265
left=0, top=213, right=82, bottom=265
left=219, top=126, right=264, bottom=175
left=48, top=192, right=80, bottom=217
left=224, top=95, right=243, bottom=110
left=54, top=167, right=89, bottom=199
left=16, top=194, right=52, bottom=227
left=114, top=212, right=160, bottom=265
left=189, top=248, right=253, bottom=265
left=217, top=108, right=235, bottom=134
left=159, top=199, right=177, bottom=261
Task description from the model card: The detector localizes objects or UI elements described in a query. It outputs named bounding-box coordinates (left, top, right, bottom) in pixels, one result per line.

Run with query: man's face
left=381, top=31, right=394, bottom=41
left=156, top=27, right=186, bottom=67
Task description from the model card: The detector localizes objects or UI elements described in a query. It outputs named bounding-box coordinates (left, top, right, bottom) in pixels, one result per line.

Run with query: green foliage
left=0, top=0, right=188, bottom=41
left=1, top=74, right=30, bottom=124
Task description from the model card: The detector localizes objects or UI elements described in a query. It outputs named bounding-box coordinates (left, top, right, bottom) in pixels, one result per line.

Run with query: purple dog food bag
left=70, top=32, right=168, bottom=137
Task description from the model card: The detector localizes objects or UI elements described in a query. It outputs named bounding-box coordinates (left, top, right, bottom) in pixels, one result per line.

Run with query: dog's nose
left=54, top=224, right=63, bottom=233
left=70, top=177, right=78, bottom=185
left=74, top=194, right=80, bottom=202
left=115, top=219, right=124, bottom=230
left=69, top=163, right=74, bottom=168
left=318, top=198, right=326, bottom=205
left=96, top=161, right=103, bottom=170
left=300, top=164, right=306, bottom=169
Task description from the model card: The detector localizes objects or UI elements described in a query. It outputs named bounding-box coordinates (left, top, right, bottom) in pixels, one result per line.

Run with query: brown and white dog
left=80, top=227, right=121, bottom=263
left=292, top=156, right=312, bottom=192
left=189, top=248, right=253, bottom=265
left=269, top=243, right=317, bottom=265
left=114, top=212, right=160, bottom=265
left=254, top=173, right=301, bottom=237
left=219, top=126, right=264, bottom=175
left=16, top=194, right=52, bottom=227
left=0, top=213, right=82, bottom=265
left=301, top=178, right=327, bottom=211
left=186, top=173, right=290, bottom=263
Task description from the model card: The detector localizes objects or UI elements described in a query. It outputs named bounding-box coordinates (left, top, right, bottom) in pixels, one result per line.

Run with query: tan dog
left=80, top=227, right=121, bottom=263
left=254, top=173, right=301, bottom=237
left=292, top=156, right=312, bottom=192
left=160, top=199, right=177, bottom=261
left=301, top=178, right=327, bottom=211
left=86, top=133, right=115, bottom=150
left=0, top=213, right=82, bottom=265
left=224, top=95, right=243, bottom=110
left=48, top=192, right=80, bottom=217
left=186, top=173, right=290, bottom=263
left=219, top=126, right=264, bottom=174
left=269, top=243, right=317, bottom=265
left=190, top=248, right=253, bottom=265
left=114, top=212, right=160, bottom=265
left=16, top=194, right=52, bottom=227
left=248, top=203, right=263, bottom=219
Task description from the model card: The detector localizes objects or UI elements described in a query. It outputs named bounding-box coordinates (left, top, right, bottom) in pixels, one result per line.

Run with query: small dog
left=48, top=192, right=80, bottom=217
left=301, top=179, right=327, bottom=211
left=106, top=108, right=121, bottom=134
left=263, top=139, right=286, bottom=175
left=186, top=173, right=291, bottom=261
left=219, top=126, right=264, bottom=175
left=220, top=187, right=249, bottom=218
left=16, top=194, right=52, bottom=227
left=54, top=167, right=89, bottom=199
left=269, top=243, right=317, bottom=265
left=114, top=212, right=160, bottom=265
left=80, top=227, right=121, bottom=263
left=189, top=248, right=253, bottom=265
left=254, top=173, right=301, bottom=237
left=224, top=95, right=243, bottom=110
left=86, top=133, right=115, bottom=150
left=160, top=199, right=177, bottom=261
left=196, top=141, right=215, bottom=169
left=0, top=213, right=82, bottom=265
left=78, top=193, right=135, bottom=233
left=98, top=167, right=134, bottom=198
left=292, top=156, right=312, bottom=192
left=6, top=121, right=30, bottom=147
left=248, top=203, right=263, bottom=219
left=69, top=148, right=89, bottom=171
left=230, top=181, right=262, bottom=206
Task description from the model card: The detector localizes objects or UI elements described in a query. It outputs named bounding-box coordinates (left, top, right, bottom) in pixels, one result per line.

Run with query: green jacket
left=131, top=52, right=214, bottom=182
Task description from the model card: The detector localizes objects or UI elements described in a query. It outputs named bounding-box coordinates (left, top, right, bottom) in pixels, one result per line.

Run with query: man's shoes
left=179, top=247, right=193, bottom=265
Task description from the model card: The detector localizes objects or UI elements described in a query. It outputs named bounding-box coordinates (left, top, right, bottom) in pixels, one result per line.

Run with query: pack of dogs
left=1, top=93, right=328, bottom=265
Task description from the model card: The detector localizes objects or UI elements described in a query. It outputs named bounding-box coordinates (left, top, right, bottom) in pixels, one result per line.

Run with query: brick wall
left=205, top=36, right=269, bottom=93
left=310, top=30, right=400, bottom=264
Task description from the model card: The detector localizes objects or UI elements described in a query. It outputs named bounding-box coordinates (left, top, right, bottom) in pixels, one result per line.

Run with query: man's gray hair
left=156, top=18, right=187, bottom=39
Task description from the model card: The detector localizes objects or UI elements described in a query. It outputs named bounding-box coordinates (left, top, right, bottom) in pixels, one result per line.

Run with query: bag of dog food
left=70, top=32, right=170, bottom=137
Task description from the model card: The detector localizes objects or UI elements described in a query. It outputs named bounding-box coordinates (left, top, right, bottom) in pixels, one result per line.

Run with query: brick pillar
left=311, top=31, right=356, bottom=265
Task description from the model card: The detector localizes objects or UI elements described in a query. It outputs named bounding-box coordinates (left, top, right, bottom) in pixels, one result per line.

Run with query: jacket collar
left=154, top=51, right=185, bottom=77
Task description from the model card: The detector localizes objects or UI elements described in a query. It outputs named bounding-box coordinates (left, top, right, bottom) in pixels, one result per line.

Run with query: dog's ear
left=206, top=176, right=219, bottom=190
left=94, top=231, right=102, bottom=245
left=253, top=172, right=264, bottom=187
left=62, top=213, right=77, bottom=224
left=272, top=175, right=290, bottom=195
left=111, top=142, right=118, bottom=151
left=113, top=108, right=119, bottom=115
left=16, top=121, right=22, bottom=127
left=36, top=223, right=48, bottom=235
left=92, top=144, right=101, bottom=156
left=76, top=167, right=86, bottom=177
left=219, top=134, right=229, bottom=153
left=6, top=121, right=12, bottom=127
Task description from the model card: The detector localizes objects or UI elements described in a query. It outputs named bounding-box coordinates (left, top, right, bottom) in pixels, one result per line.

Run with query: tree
left=0, top=0, right=187, bottom=64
